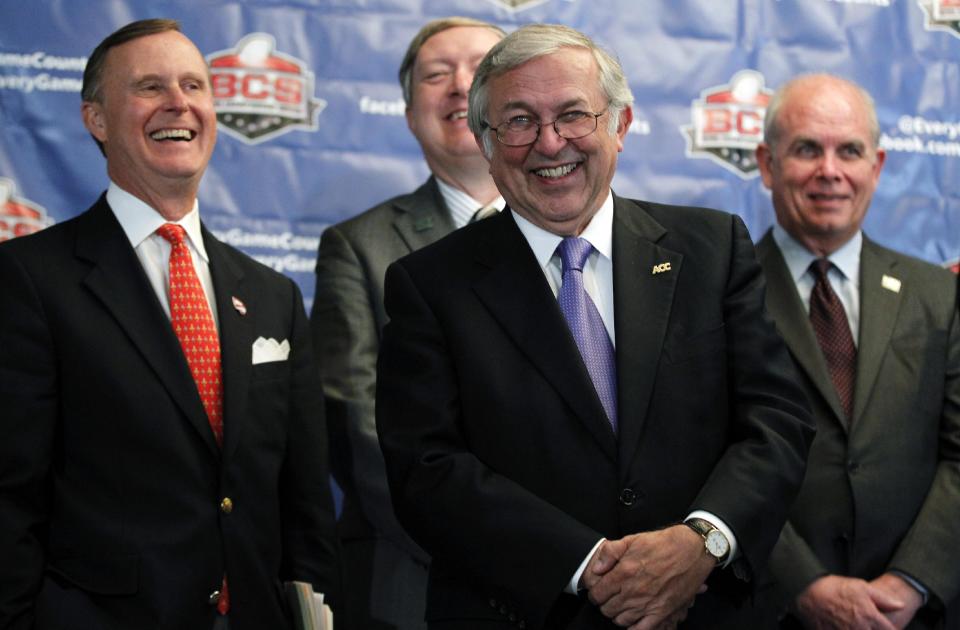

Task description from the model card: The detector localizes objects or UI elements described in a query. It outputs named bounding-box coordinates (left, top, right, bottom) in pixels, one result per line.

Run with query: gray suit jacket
left=756, top=230, right=960, bottom=628
left=310, top=176, right=455, bottom=629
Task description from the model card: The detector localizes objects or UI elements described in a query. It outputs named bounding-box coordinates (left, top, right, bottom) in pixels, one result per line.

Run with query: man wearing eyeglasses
left=375, top=24, right=815, bottom=630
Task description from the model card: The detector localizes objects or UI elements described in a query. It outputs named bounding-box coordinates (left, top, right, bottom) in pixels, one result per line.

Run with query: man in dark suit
left=754, top=74, right=960, bottom=629
left=375, top=24, right=815, bottom=630
left=310, top=17, right=504, bottom=630
left=0, top=19, right=339, bottom=630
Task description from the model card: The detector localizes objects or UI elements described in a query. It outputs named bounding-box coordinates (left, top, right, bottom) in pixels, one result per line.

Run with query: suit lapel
left=853, top=238, right=903, bottom=428
left=205, top=229, right=252, bottom=462
left=77, top=197, right=220, bottom=455
left=756, top=231, right=847, bottom=429
left=471, top=212, right=617, bottom=462
left=392, top=176, right=457, bottom=254
left=611, top=197, right=683, bottom=470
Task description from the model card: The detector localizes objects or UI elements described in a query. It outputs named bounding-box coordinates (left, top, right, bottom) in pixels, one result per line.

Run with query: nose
left=451, top=66, right=472, bottom=96
left=532, top=120, right=568, bottom=155
left=816, top=151, right=842, bottom=180
left=165, top=86, right=189, bottom=113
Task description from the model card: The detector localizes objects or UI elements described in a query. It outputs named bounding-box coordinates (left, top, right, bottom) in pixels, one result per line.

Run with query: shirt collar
left=107, top=181, right=209, bottom=262
left=435, top=176, right=505, bottom=228
left=511, top=191, right=614, bottom=267
left=772, top=223, right=861, bottom=285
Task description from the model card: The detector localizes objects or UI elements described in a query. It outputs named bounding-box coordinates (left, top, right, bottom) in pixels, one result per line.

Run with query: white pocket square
left=252, top=337, right=290, bottom=364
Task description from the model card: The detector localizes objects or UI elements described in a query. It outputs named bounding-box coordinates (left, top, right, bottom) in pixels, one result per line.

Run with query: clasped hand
left=580, top=525, right=714, bottom=629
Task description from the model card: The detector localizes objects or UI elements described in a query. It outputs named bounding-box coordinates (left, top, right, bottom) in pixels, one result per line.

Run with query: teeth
left=150, top=129, right=193, bottom=141
left=535, top=163, right=577, bottom=178
left=449, top=111, right=467, bottom=120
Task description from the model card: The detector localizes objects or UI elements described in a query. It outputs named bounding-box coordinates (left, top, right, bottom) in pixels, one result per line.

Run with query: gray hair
left=467, top=23, right=634, bottom=156
left=764, top=73, right=880, bottom=151
left=398, top=17, right=506, bottom=106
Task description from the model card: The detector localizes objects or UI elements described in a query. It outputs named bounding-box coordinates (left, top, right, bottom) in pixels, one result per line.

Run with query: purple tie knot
left=558, top=237, right=593, bottom=273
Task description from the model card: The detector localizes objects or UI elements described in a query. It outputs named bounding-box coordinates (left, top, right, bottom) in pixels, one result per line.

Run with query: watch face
left=705, top=530, right=729, bottom=558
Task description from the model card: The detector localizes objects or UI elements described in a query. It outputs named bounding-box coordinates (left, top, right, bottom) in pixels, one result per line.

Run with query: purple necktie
left=557, top=237, right=618, bottom=431
left=809, top=259, right=857, bottom=422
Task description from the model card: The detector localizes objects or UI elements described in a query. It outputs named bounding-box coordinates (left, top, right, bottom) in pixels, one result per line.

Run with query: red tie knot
left=157, top=223, right=187, bottom=246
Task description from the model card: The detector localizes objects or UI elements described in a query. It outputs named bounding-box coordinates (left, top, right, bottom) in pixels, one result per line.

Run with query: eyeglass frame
left=485, top=109, right=608, bottom=147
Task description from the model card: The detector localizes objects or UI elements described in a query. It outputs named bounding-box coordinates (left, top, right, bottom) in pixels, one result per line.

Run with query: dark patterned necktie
left=808, top=259, right=857, bottom=422
left=557, top=237, right=618, bottom=431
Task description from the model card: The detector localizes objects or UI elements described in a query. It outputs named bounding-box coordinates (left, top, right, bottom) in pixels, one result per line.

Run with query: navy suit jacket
left=0, top=195, right=340, bottom=630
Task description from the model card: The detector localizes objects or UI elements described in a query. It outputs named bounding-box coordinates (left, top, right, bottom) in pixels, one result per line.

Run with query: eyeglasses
left=487, top=110, right=607, bottom=147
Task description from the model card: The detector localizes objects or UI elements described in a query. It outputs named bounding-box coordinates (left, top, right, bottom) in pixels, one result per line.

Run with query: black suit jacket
left=0, top=195, right=340, bottom=630
left=375, top=196, right=815, bottom=629
left=311, top=177, right=455, bottom=629
left=756, top=231, right=960, bottom=628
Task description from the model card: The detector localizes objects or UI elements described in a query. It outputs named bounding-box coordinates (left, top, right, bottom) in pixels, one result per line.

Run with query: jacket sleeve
left=0, top=246, right=56, bottom=630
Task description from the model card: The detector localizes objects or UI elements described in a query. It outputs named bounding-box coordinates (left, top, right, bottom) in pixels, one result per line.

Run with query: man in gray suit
left=755, top=73, right=960, bottom=629
left=309, top=17, right=504, bottom=630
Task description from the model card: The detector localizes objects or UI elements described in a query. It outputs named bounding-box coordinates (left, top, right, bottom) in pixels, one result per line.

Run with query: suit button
left=489, top=598, right=497, bottom=609
left=208, top=590, right=221, bottom=605
left=847, top=461, right=859, bottom=474
left=509, top=613, right=517, bottom=622
left=499, top=605, right=507, bottom=615
left=518, top=621, right=526, bottom=629
left=220, top=497, right=233, bottom=514
left=619, top=488, right=636, bottom=506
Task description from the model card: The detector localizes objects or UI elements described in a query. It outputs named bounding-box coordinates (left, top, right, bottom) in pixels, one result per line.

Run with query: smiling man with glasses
left=375, top=23, right=815, bottom=630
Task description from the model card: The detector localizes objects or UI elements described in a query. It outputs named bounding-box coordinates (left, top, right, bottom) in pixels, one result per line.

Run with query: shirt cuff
left=567, top=538, right=606, bottom=594
left=686, top=510, right=739, bottom=568
left=890, top=570, right=929, bottom=606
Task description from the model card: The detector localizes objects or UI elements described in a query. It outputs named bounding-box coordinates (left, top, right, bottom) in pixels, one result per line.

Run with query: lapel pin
left=413, top=216, right=434, bottom=232
left=881, top=275, right=901, bottom=293
left=232, top=296, right=248, bottom=315
left=652, top=262, right=672, bottom=275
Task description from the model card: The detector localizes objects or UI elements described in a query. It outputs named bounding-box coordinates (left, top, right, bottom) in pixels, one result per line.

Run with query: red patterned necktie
left=809, top=259, right=857, bottom=422
left=156, top=224, right=229, bottom=616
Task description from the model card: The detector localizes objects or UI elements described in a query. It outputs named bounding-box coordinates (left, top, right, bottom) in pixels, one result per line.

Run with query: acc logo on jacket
left=918, top=0, right=960, bottom=37
left=0, top=177, right=53, bottom=242
left=680, top=70, right=772, bottom=178
left=207, top=33, right=327, bottom=145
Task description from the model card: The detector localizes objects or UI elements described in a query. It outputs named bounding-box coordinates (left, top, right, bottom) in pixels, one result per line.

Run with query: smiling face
left=81, top=30, right=217, bottom=214
left=480, top=47, right=630, bottom=236
left=757, top=76, right=885, bottom=256
left=405, top=26, right=503, bottom=181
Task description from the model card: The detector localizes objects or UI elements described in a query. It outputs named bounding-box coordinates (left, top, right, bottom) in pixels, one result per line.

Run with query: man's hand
left=794, top=575, right=903, bottom=630
left=586, top=525, right=713, bottom=629
left=869, top=573, right=923, bottom=629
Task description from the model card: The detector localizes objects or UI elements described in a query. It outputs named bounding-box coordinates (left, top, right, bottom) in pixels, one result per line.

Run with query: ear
left=872, top=147, right=886, bottom=184
left=755, top=143, right=774, bottom=190
left=615, top=105, right=633, bottom=152
left=81, top=101, right=108, bottom=143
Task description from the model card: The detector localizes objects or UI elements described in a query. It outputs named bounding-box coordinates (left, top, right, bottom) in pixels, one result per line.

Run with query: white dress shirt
left=107, top=181, right=220, bottom=331
left=510, top=191, right=738, bottom=592
left=435, top=176, right=505, bottom=229
left=771, top=224, right=861, bottom=345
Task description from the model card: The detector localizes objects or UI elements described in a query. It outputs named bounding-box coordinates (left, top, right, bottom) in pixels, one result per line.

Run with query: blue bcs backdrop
left=1, top=0, right=958, bottom=313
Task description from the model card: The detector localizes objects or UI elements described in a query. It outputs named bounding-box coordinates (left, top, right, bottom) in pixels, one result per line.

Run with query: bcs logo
left=918, top=0, right=960, bottom=37
left=0, top=178, right=53, bottom=242
left=681, top=70, right=772, bottom=178
left=207, top=33, right=326, bottom=145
